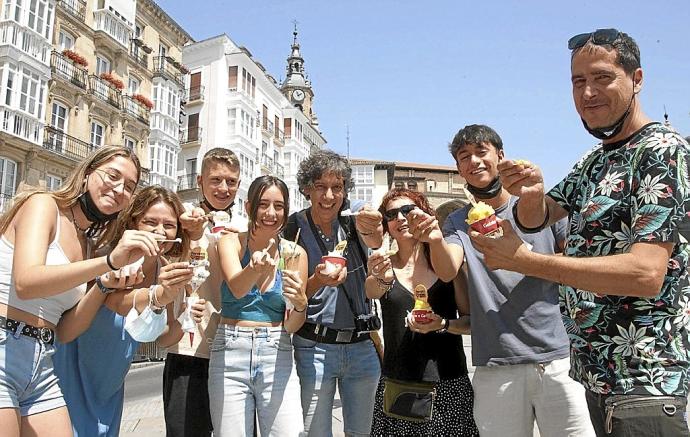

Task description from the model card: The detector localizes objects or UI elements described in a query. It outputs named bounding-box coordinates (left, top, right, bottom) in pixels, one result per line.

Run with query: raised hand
left=367, top=251, right=393, bottom=283
left=108, top=230, right=162, bottom=269
left=497, top=159, right=545, bottom=200
left=158, top=261, right=194, bottom=305
left=355, top=205, right=383, bottom=237
left=407, top=208, right=443, bottom=243
left=179, top=207, right=207, bottom=240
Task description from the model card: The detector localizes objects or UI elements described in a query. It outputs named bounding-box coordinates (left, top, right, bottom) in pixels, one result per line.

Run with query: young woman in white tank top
left=0, top=146, right=163, bottom=437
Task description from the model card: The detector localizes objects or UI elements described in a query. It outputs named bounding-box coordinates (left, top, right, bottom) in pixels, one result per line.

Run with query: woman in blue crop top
left=200, top=175, right=308, bottom=437
left=0, top=146, right=165, bottom=437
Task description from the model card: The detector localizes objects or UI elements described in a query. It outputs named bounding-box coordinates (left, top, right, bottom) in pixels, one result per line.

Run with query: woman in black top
left=366, top=188, right=478, bottom=436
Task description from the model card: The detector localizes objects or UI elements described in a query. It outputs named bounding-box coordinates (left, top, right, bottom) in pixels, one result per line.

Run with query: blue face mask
left=124, top=286, right=167, bottom=342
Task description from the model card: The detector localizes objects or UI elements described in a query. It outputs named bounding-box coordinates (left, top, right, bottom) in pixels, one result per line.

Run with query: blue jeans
left=208, top=325, right=304, bottom=437
left=0, top=326, right=65, bottom=416
left=293, top=335, right=381, bottom=437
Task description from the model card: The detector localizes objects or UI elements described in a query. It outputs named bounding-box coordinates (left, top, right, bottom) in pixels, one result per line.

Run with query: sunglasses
left=568, top=28, right=622, bottom=50
left=383, top=204, right=416, bottom=221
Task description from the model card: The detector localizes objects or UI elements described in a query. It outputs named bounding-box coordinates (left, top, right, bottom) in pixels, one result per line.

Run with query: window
left=149, top=142, right=176, bottom=179
left=19, top=68, right=42, bottom=117
left=159, top=43, right=168, bottom=58
left=227, top=108, right=236, bottom=134
left=0, top=156, right=17, bottom=200
left=407, top=181, right=418, bottom=191
left=241, top=68, right=255, bottom=98
left=90, top=121, right=104, bottom=148
left=240, top=109, right=254, bottom=139
left=228, top=66, right=237, bottom=89
left=45, top=174, right=61, bottom=191
left=353, top=187, right=372, bottom=203
left=124, top=136, right=136, bottom=150
left=128, top=76, right=139, bottom=95
left=353, top=166, right=373, bottom=185
left=394, top=181, right=404, bottom=189
left=50, top=102, right=68, bottom=130
left=58, top=30, right=74, bottom=50
left=95, top=55, right=110, bottom=75
left=5, top=67, right=15, bottom=106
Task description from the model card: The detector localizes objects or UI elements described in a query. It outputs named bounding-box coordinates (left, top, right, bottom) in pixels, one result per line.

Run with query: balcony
left=260, top=153, right=274, bottom=173
left=179, top=127, right=202, bottom=144
left=261, top=119, right=275, bottom=136
left=93, top=9, right=133, bottom=50
left=153, top=56, right=185, bottom=88
left=187, top=85, right=204, bottom=103
left=128, top=44, right=148, bottom=69
left=275, top=162, right=285, bottom=179
left=57, top=0, right=86, bottom=22
left=0, top=22, right=51, bottom=64
left=139, top=167, right=150, bottom=187
left=43, top=126, right=94, bottom=161
left=273, top=128, right=284, bottom=146
left=122, top=95, right=150, bottom=125
left=0, top=107, right=43, bottom=144
left=50, top=51, right=87, bottom=89
left=88, top=75, right=122, bottom=109
left=177, top=173, right=198, bottom=191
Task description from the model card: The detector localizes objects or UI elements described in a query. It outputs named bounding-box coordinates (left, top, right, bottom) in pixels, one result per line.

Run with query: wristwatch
left=95, top=276, right=116, bottom=295
left=436, top=318, right=449, bottom=334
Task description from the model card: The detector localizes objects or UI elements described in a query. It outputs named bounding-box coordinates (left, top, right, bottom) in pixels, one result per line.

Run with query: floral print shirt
left=548, top=123, right=690, bottom=396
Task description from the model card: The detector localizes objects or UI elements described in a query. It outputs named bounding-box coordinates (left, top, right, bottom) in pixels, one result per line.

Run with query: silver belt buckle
left=39, top=327, right=53, bottom=343
left=335, top=330, right=353, bottom=343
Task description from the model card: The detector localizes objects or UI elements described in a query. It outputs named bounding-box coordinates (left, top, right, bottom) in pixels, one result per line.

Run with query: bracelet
left=294, top=305, right=307, bottom=313
left=375, top=276, right=394, bottom=292
left=95, top=276, right=116, bottom=295
left=436, top=318, right=449, bottom=334
left=512, top=200, right=550, bottom=234
left=149, top=285, right=165, bottom=312
left=106, top=253, right=118, bottom=271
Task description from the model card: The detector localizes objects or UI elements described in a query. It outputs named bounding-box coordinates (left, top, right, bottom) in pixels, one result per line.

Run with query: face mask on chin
left=466, top=177, right=503, bottom=200
left=77, top=188, right=120, bottom=238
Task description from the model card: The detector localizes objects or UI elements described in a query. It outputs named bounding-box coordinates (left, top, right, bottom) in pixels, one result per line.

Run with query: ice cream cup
left=469, top=214, right=500, bottom=236
left=212, top=222, right=230, bottom=233
left=412, top=308, right=433, bottom=324
left=321, top=255, right=347, bottom=275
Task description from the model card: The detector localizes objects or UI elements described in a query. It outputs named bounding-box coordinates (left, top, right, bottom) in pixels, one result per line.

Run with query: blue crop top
left=220, top=248, right=285, bottom=322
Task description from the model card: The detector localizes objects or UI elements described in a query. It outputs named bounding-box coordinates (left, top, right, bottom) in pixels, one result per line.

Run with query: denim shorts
left=0, top=326, right=65, bottom=416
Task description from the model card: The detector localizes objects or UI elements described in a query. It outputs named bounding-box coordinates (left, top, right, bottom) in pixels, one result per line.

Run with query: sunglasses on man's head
left=568, top=28, right=622, bottom=50
left=384, top=204, right=416, bottom=221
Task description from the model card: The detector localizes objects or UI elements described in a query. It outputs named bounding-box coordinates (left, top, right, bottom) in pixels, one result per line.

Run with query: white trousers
left=472, top=357, right=595, bottom=437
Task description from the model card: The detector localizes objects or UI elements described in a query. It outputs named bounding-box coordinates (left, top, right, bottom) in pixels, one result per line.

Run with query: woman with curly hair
left=366, top=188, right=478, bottom=436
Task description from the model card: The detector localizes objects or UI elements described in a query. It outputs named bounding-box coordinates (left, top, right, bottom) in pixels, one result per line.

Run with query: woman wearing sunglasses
left=205, top=175, right=308, bottom=436
left=52, top=185, right=194, bottom=437
left=0, top=146, right=163, bottom=437
left=366, top=188, right=478, bottom=436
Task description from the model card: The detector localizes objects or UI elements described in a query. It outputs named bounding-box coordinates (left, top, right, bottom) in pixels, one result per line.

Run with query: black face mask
left=78, top=191, right=119, bottom=238
left=581, top=79, right=636, bottom=141
left=466, top=177, right=503, bottom=200
left=202, top=198, right=234, bottom=216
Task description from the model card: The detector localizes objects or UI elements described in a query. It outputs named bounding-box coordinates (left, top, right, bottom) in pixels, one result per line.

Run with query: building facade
left=177, top=29, right=325, bottom=217
left=0, top=0, right=192, bottom=213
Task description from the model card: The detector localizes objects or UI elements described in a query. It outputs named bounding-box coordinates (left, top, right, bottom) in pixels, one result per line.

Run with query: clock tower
left=281, top=24, right=318, bottom=127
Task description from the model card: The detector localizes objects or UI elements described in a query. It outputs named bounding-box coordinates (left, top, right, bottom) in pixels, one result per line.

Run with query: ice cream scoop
left=466, top=201, right=501, bottom=237
left=411, top=284, right=433, bottom=324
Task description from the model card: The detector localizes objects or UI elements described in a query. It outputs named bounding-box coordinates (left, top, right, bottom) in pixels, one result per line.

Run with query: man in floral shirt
left=470, top=29, right=690, bottom=436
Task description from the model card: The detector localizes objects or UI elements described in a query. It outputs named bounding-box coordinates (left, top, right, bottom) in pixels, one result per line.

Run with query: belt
left=296, top=322, right=370, bottom=345
left=0, top=315, right=55, bottom=345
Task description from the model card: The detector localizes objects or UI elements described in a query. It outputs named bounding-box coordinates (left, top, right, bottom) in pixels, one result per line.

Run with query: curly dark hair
left=378, top=188, right=434, bottom=267
left=296, top=149, right=354, bottom=200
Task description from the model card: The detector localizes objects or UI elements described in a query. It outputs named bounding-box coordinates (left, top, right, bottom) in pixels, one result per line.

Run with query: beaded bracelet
left=375, top=276, right=394, bottom=292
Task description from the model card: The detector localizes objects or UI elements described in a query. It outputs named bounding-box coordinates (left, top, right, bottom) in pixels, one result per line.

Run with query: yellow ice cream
left=514, top=159, right=531, bottom=167
left=414, top=299, right=431, bottom=310
left=466, top=201, right=495, bottom=224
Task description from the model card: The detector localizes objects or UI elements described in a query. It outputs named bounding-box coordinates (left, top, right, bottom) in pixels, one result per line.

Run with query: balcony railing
left=50, top=51, right=87, bottom=89
left=43, top=126, right=94, bottom=161
left=262, top=120, right=275, bottom=136
left=177, top=173, right=198, bottom=191
left=57, top=0, right=86, bottom=22
left=122, top=95, right=150, bottom=125
left=0, top=192, right=13, bottom=214
left=129, top=44, right=148, bottom=69
left=273, top=128, right=285, bottom=145
left=187, top=85, right=204, bottom=102
left=260, top=153, right=274, bottom=170
left=88, top=75, right=122, bottom=109
left=179, top=127, right=202, bottom=144
left=93, top=9, right=132, bottom=48
left=275, top=162, right=285, bottom=179
left=153, top=56, right=185, bottom=88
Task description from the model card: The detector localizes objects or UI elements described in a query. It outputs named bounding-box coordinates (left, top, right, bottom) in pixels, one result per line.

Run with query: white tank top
left=0, top=206, right=86, bottom=325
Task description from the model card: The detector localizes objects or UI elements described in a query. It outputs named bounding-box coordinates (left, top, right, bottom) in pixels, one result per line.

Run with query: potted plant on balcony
left=99, top=72, right=124, bottom=90
left=62, top=49, right=88, bottom=68
left=132, top=94, right=153, bottom=110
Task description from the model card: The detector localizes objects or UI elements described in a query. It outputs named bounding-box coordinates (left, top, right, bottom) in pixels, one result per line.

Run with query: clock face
left=293, top=89, right=305, bottom=102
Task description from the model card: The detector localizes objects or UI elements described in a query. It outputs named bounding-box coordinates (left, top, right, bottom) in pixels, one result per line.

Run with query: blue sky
left=159, top=0, right=690, bottom=187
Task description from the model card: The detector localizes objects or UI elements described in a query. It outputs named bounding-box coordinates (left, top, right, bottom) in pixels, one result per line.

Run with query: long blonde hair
left=0, top=146, right=141, bottom=248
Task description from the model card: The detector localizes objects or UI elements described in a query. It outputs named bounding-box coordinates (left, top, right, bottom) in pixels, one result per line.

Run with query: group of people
left=0, top=27, right=689, bottom=437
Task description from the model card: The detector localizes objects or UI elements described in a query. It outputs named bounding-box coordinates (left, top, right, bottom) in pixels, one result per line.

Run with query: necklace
left=315, top=225, right=332, bottom=243
left=69, top=206, right=89, bottom=234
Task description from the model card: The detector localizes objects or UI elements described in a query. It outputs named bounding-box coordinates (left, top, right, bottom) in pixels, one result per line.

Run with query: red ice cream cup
left=469, top=214, right=499, bottom=235
left=412, top=308, right=433, bottom=324
left=321, top=255, right=347, bottom=268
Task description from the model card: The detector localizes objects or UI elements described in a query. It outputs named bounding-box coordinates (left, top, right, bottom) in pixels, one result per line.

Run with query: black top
left=380, top=278, right=468, bottom=382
